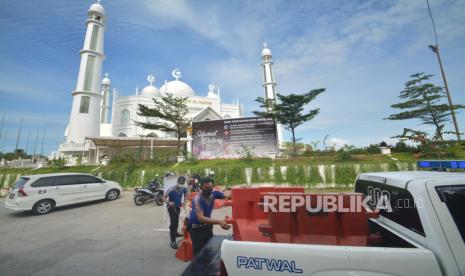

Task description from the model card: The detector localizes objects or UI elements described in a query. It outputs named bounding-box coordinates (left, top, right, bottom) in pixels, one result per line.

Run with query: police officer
left=165, top=176, right=187, bottom=249
left=188, top=177, right=230, bottom=256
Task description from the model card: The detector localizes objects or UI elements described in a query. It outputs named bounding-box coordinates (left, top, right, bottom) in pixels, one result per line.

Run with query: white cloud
left=327, top=138, right=349, bottom=150
left=140, top=0, right=268, bottom=57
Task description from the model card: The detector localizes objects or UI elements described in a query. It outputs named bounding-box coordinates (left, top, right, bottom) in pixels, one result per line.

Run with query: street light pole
left=429, top=44, right=461, bottom=141
left=426, top=0, right=461, bottom=141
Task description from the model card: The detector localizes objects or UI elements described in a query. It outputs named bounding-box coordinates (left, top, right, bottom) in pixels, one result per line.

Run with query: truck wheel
left=32, top=199, right=54, bottom=215
left=106, top=189, right=120, bottom=201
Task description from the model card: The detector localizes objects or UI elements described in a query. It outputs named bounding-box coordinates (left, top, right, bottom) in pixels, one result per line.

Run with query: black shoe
left=175, top=232, right=183, bottom=238
left=170, top=241, right=178, bottom=249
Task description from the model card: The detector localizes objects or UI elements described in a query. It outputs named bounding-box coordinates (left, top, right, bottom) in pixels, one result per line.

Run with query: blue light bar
left=418, top=160, right=465, bottom=169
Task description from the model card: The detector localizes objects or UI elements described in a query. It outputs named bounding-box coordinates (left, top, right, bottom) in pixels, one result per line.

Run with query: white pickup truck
left=219, top=171, right=465, bottom=276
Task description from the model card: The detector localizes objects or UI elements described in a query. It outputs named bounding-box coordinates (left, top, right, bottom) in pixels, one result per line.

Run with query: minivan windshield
left=13, top=177, right=30, bottom=189
left=436, top=185, right=465, bottom=243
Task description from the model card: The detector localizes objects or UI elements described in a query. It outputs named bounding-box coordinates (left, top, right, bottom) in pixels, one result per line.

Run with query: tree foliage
left=385, top=73, right=464, bottom=141
left=136, top=93, right=191, bottom=155
left=254, top=89, right=325, bottom=155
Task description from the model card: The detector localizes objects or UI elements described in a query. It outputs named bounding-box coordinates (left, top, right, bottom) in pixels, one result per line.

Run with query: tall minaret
left=261, top=43, right=276, bottom=113
left=100, top=73, right=111, bottom=123
left=65, top=1, right=106, bottom=143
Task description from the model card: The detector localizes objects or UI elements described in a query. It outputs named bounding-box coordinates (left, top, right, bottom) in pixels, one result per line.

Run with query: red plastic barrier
left=258, top=193, right=379, bottom=246
left=227, top=187, right=304, bottom=242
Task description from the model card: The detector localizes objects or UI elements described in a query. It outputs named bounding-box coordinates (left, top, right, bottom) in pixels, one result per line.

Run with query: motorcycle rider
left=165, top=176, right=188, bottom=249
left=188, top=177, right=231, bottom=256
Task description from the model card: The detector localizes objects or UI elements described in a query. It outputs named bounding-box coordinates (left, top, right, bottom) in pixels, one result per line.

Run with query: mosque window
left=223, top=114, right=231, bottom=119
left=89, top=25, right=99, bottom=51
left=83, top=55, right=96, bottom=91
left=118, top=132, right=127, bottom=137
left=120, top=109, right=130, bottom=125
left=146, top=132, right=158, bottom=138
left=79, top=96, right=90, bottom=113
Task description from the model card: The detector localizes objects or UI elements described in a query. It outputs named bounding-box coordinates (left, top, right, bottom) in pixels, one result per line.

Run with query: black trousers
left=188, top=225, right=213, bottom=256
left=167, top=206, right=180, bottom=242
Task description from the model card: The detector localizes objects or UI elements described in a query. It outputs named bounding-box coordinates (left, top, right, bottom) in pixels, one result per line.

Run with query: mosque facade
left=56, top=2, right=280, bottom=164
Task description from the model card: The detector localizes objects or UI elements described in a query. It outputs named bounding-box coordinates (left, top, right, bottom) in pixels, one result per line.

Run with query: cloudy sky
left=0, top=0, right=464, bottom=154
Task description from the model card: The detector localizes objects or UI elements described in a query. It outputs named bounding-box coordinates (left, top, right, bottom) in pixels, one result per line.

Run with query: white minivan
left=4, top=173, right=122, bottom=215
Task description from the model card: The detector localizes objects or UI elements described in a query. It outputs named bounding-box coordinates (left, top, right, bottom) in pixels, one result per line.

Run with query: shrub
left=274, top=166, right=285, bottom=184
left=48, top=158, right=66, bottom=168
left=308, top=165, right=323, bottom=186
left=334, top=165, right=357, bottom=186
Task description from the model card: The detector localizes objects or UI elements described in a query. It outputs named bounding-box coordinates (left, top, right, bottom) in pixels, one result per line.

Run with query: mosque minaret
left=65, top=1, right=106, bottom=145
left=261, top=43, right=283, bottom=148
left=261, top=43, right=277, bottom=113
left=100, top=73, right=111, bottom=124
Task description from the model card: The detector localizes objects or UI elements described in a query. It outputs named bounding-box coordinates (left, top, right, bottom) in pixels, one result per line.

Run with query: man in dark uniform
left=188, top=177, right=231, bottom=256
left=165, top=176, right=188, bottom=249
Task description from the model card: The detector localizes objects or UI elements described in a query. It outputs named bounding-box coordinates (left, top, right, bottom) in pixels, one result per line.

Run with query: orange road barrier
left=175, top=218, right=193, bottom=261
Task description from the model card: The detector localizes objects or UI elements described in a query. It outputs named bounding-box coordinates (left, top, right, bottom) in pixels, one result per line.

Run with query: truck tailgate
left=221, top=240, right=443, bottom=276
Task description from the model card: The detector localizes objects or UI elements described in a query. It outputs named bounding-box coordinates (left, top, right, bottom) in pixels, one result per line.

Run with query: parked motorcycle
left=133, top=178, right=164, bottom=206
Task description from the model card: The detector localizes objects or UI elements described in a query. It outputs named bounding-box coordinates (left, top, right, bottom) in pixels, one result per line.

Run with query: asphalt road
left=0, top=192, right=232, bottom=276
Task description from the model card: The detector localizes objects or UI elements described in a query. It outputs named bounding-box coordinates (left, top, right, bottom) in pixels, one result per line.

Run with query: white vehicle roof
left=21, top=173, right=95, bottom=179
left=358, top=171, right=465, bottom=189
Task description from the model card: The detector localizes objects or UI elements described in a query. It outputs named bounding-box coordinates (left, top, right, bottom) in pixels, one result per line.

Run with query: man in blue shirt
left=188, top=177, right=231, bottom=256
left=165, top=176, right=188, bottom=249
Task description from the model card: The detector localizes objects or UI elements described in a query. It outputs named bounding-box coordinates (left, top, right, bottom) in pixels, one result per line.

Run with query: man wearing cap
left=165, top=176, right=188, bottom=249
left=188, top=177, right=231, bottom=256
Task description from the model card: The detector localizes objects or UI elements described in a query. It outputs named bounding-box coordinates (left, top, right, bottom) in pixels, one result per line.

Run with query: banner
left=192, top=117, right=278, bottom=159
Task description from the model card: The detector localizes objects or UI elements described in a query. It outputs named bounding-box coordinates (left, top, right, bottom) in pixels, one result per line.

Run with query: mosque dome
left=140, top=74, right=161, bottom=97
left=141, top=85, right=161, bottom=97
left=88, top=3, right=105, bottom=16
left=261, top=47, right=271, bottom=57
left=160, top=69, right=196, bottom=97
left=102, top=73, right=111, bottom=86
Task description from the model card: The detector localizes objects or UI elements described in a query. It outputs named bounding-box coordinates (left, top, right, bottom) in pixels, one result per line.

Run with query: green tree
left=254, top=89, right=325, bottom=155
left=385, top=73, right=464, bottom=142
left=136, top=93, right=191, bottom=156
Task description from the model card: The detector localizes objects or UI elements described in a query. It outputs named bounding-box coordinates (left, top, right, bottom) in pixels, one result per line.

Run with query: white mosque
left=56, top=1, right=280, bottom=164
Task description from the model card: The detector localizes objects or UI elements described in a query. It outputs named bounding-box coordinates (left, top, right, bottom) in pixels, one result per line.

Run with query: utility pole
left=33, top=128, right=39, bottom=157
left=1, top=130, right=7, bottom=153
left=40, top=129, right=45, bottom=158
left=25, top=130, right=31, bottom=156
left=0, top=114, right=4, bottom=145
left=426, top=0, right=461, bottom=141
left=15, top=117, right=23, bottom=153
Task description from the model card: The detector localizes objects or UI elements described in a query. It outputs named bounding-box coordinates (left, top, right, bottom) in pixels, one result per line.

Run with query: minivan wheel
left=106, top=189, right=120, bottom=201
left=33, top=199, right=54, bottom=215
